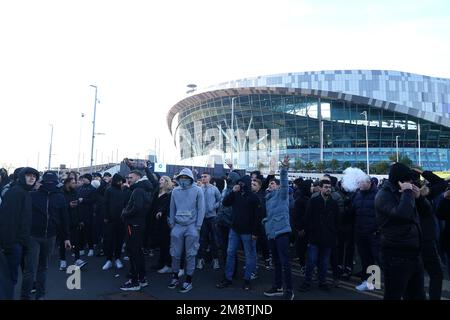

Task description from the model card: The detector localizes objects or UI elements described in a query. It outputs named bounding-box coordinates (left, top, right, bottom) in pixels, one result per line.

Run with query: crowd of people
left=0, top=158, right=449, bottom=300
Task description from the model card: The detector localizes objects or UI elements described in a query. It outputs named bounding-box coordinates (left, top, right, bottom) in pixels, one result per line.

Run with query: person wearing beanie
left=21, top=171, right=71, bottom=300
left=77, top=174, right=96, bottom=257
left=0, top=167, right=39, bottom=299
left=374, top=162, right=425, bottom=300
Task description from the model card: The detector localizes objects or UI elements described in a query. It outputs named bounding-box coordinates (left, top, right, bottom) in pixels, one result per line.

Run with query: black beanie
left=81, top=174, right=93, bottom=182
left=389, top=163, right=413, bottom=185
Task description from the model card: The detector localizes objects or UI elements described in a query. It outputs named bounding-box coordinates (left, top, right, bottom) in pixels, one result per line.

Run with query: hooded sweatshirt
left=122, top=176, right=154, bottom=227
left=222, top=175, right=262, bottom=235
left=169, top=168, right=205, bottom=229
left=202, top=183, right=221, bottom=218
left=216, top=171, right=241, bottom=227
left=0, top=167, right=39, bottom=251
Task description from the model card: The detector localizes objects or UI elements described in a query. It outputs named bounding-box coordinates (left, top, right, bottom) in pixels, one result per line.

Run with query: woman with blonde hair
left=151, top=176, right=174, bottom=273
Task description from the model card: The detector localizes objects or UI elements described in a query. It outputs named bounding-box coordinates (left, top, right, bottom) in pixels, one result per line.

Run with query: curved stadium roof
left=167, top=70, right=450, bottom=134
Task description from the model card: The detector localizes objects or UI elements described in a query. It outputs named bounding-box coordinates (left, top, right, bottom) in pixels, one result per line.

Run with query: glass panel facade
left=174, top=94, right=450, bottom=171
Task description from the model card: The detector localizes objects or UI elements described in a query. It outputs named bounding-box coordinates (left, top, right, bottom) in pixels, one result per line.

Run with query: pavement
left=13, top=247, right=450, bottom=300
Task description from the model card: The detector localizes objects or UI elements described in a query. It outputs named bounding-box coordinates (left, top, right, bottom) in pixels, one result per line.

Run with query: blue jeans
left=305, top=244, right=332, bottom=284
left=21, top=236, right=56, bottom=300
left=269, top=233, right=292, bottom=291
left=0, top=244, right=22, bottom=300
left=224, top=229, right=256, bottom=281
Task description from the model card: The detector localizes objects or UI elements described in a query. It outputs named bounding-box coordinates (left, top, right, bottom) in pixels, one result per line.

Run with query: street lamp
left=418, top=123, right=422, bottom=167
left=231, top=97, right=237, bottom=169
left=395, top=135, right=400, bottom=162
left=360, top=111, right=370, bottom=175
left=48, top=124, right=54, bottom=171
left=77, top=113, right=85, bottom=172
left=89, top=85, right=99, bottom=174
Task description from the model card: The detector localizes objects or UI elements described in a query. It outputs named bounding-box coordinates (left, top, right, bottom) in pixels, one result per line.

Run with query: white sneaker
left=196, top=259, right=205, bottom=270
left=356, top=281, right=375, bottom=291
left=75, top=259, right=88, bottom=268
left=123, top=256, right=129, bottom=261
left=102, top=260, right=113, bottom=270
left=59, top=260, right=67, bottom=271
left=178, top=269, right=185, bottom=277
left=158, top=266, right=173, bottom=274
left=115, top=259, right=123, bottom=269
left=212, top=259, right=220, bottom=270
left=79, top=250, right=85, bottom=256
left=88, top=249, right=94, bottom=257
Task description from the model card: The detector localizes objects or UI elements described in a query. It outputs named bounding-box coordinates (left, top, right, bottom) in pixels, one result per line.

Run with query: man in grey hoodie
left=197, top=172, right=221, bottom=270
left=168, top=168, right=205, bottom=293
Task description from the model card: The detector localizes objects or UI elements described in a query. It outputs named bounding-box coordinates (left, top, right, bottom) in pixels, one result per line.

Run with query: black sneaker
left=319, top=282, right=331, bottom=291
left=242, top=280, right=251, bottom=291
left=216, top=279, right=232, bottom=289
left=264, top=287, right=283, bottom=297
left=298, top=282, right=311, bottom=292
left=168, top=278, right=179, bottom=289
left=333, top=279, right=340, bottom=288
left=120, top=279, right=140, bottom=291
left=283, top=290, right=294, bottom=300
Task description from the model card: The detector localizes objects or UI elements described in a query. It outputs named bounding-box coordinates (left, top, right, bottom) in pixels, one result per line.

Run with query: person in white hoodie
left=167, top=168, right=205, bottom=293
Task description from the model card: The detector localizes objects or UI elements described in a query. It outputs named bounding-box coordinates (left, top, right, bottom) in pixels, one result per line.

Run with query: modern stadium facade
left=167, top=70, right=450, bottom=171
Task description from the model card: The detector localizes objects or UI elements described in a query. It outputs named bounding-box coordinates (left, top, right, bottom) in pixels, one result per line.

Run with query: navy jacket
left=77, top=183, right=97, bottom=223
left=351, top=187, right=378, bottom=234
left=30, top=183, right=70, bottom=240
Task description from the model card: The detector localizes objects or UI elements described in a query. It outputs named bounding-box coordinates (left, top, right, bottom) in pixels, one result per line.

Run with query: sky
left=1, top=0, right=450, bottom=172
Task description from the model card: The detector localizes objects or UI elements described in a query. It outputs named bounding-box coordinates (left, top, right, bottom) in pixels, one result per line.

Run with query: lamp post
left=231, top=97, right=237, bottom=169
left=418, top=123, right=422, bottom=167
left=48, top=124, right=54, bottom=171
left=89, top=85, right=98, bottom=174
left=396, top=135, right=400, bottom=162
left=361, top=111, right=370, bottom=175
left=77, top=113, right=85, bottom=172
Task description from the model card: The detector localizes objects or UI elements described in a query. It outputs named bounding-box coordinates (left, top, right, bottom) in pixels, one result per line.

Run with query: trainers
left=115, top=259, right=123, bottom=269
left=216, top=279, right=232, bottom=289
left=179, top=282, right=193, bottom=293
left=283, top=290, right=294, bottom=300
left=168, top=278, right=180, bottom=289
left=264, top=287, right=283, bottom=297
left=75, top=259, right=87, bottom=268
left=299, top=265, right=306, bottom=277
left=139, top=277, right=149, bottom=288
left=120, top=279, right=140, bottom=291
left=264, top=258, right=273, bottom=271
left=212, top=259, right=220, bottom=270
left=196, top=258, right=205, bottom=270
left=250, top=272, right=258, bottom=280
left=88, top=249, right=94, bottom=257
left=298, top=282, right=311, bottom=292
left=178, top=269, right=185, bottom=277
left=123, top=256, right=130, bottom=261
left=333, top=278, right=340, bottom=288
left=157, top=266, right=173, bottom=274
left=96, top=250, right=105, bottom=257
left=319, top=282, right=331, bottom=291
left=59, top=260, right=67, bottom=271
left=102, top=260, right=113, bottom=270
left=79, top=250, right=85, bottom=256
left=148, top=249, right=154, bottom=257
left=356, top=281, right=375, bottom=291
left=242, top=280, right=251, bottom=291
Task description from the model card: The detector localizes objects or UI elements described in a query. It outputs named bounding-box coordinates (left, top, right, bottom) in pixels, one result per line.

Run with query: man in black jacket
left=375, top=163, right=425, bottom=300
left=120, top=170, right=153, bottom=291
left=102, top=174, right=126, bottom=271
left=77, top=174, right=97, bottom=257
left=299, top=180, right=338, bottom=292
left=0, top=167, right=39, bottom=300
left=217, top=175, right=262, bottom=291
left=21, top=171, right=71, bottom=300
left=352, top=175, right=380, bottom=291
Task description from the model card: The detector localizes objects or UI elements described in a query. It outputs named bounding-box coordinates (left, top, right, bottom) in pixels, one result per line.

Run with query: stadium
left=167, top=70, right=450, bottom=171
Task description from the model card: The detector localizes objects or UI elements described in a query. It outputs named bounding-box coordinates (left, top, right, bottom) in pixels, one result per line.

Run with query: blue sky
left=1, top=0, right=449, bottom=171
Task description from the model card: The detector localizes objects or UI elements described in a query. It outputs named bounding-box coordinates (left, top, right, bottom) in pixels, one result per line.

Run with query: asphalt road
left=13, top=247, right=450, bottom=300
